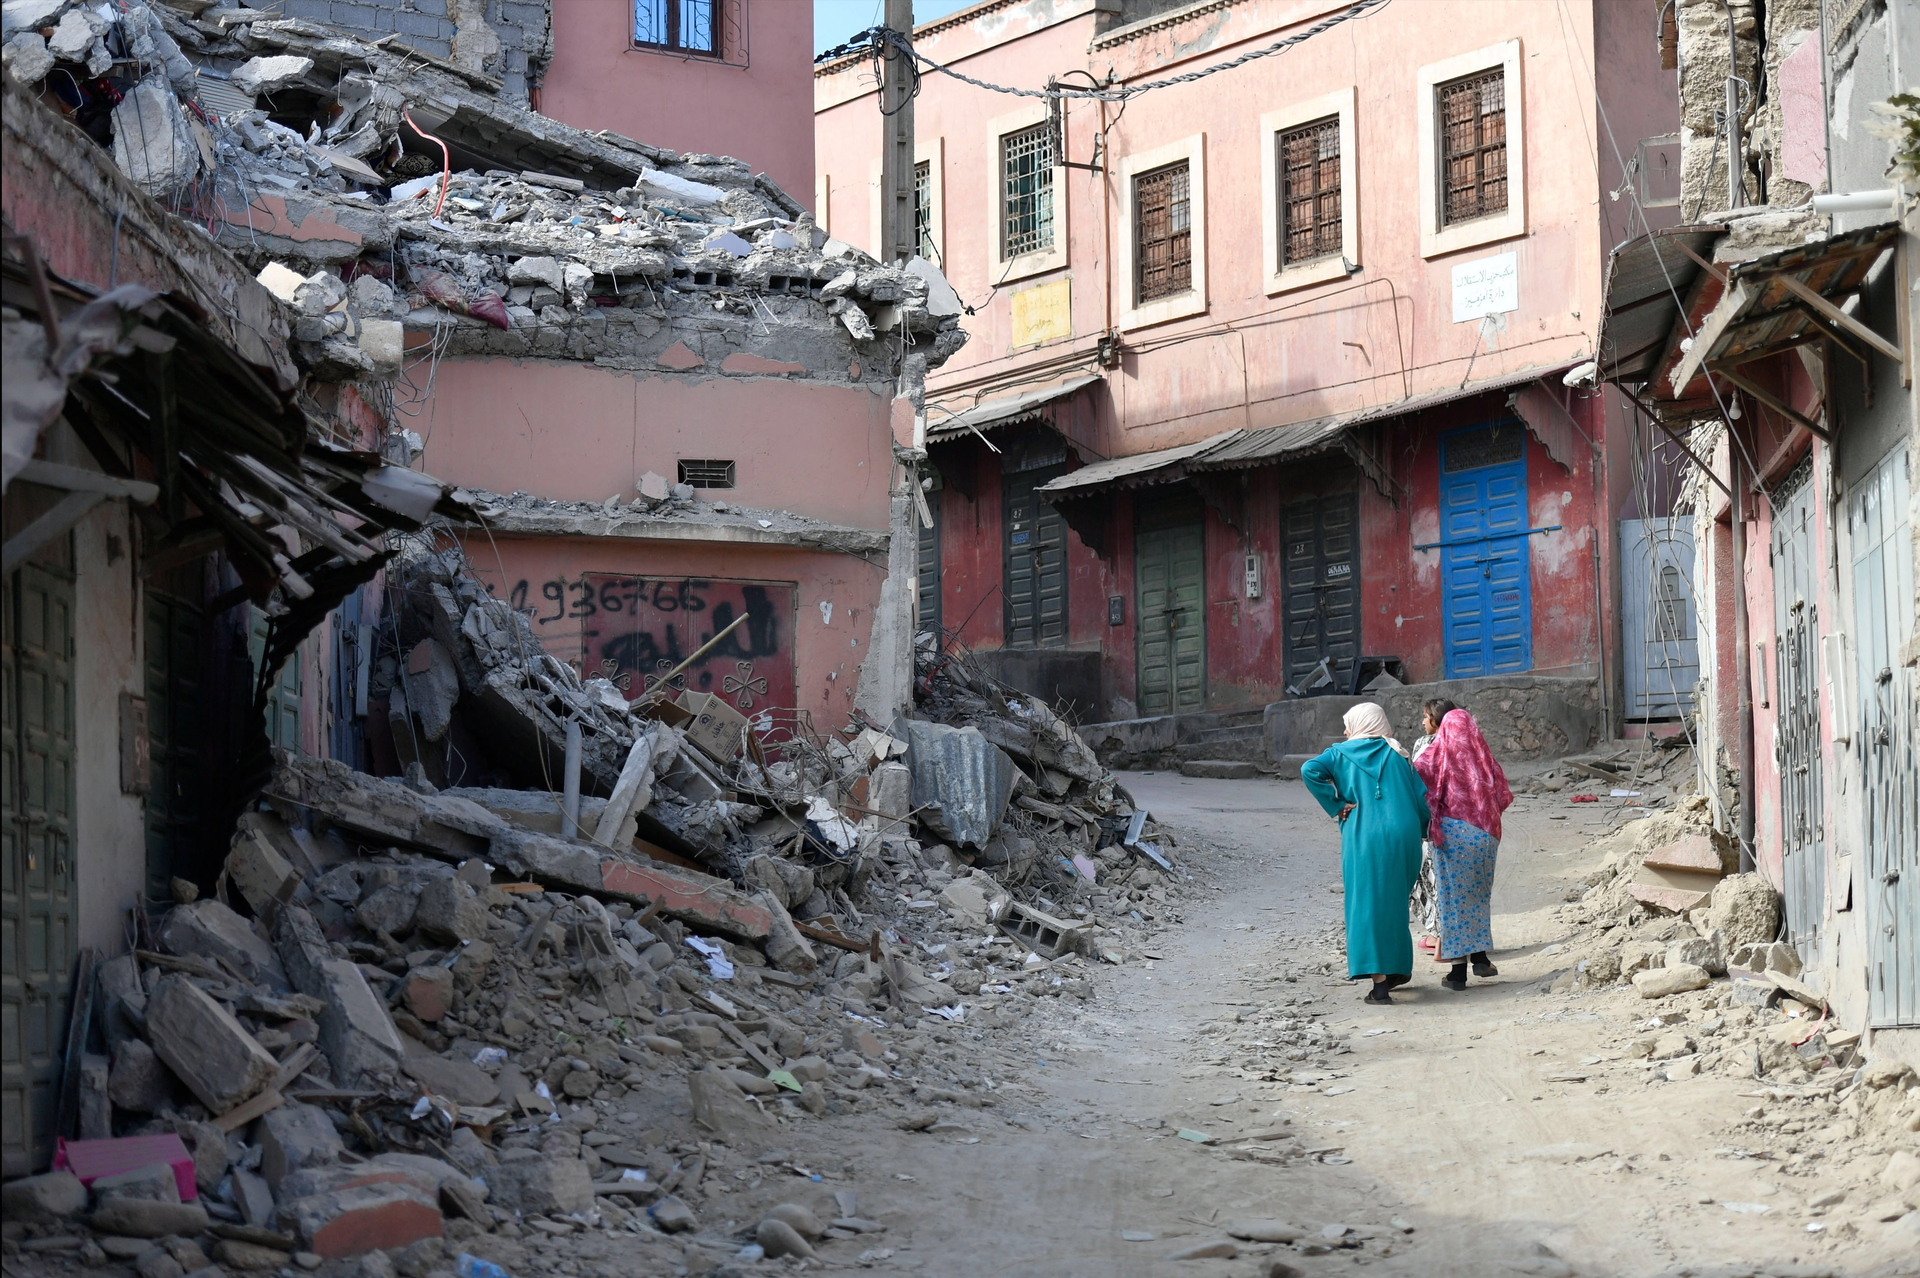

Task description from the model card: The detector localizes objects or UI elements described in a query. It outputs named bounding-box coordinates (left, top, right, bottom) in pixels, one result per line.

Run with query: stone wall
left=1264, top=675, right=1604, bottom=765
left=1675, top=0, right=1824, bottom=219
left=273, top=0, right=552, bottom=103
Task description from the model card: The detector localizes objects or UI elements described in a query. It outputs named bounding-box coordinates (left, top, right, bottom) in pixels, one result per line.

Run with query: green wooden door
left=3, top=544, right=78, bottom=1175
left=144, top=589, right=205, bottom=904
left=249, top=608, right=302, bottom=752
left=1135, top=518, right=1206, bottom=715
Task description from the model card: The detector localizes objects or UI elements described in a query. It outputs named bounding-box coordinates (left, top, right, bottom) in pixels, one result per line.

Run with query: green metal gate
left=3, top=540, right=79, bottom=1175
left=1135, top=507, right=1206, bottom=716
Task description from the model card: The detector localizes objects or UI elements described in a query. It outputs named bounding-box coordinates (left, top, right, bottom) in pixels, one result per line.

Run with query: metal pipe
left=561, top=719, right=582, bottom=841
left=1728, top=444, right=1756, bottom=872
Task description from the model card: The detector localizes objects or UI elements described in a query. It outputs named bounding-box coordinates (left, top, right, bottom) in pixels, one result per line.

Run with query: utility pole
left=878, top=0, right=916, bottom=265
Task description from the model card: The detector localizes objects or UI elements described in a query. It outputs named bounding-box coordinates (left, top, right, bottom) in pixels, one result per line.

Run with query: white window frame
left=1260, top=87, right=1358, bottom=296
left=1117, top=132, right=1207, bottom=332
left=1416, top=39, right=1526, bottom=259
left=915, top=137, right=946, bottom=265
left=986, top=104, right=1068, bottom=284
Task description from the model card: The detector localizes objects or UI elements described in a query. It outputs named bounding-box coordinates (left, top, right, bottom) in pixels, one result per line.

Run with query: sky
left=813, top=0, right=978, bottom=55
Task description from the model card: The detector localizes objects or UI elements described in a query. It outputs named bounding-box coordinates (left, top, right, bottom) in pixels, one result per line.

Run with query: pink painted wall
left=416, top=358, right=894, bottom=529
left=817, top=0, right=1630, bottom=455
left=456, top=534, right=888, bottom=728
left=541, top=0, right=815, bottom=201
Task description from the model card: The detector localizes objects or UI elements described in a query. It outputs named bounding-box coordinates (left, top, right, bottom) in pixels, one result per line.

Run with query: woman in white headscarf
left=1301, top=703, right=1429, bottom=1004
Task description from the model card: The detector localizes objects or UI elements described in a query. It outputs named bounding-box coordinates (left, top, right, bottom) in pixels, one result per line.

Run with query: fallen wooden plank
left=213, top=1087, right=284, bottom=1134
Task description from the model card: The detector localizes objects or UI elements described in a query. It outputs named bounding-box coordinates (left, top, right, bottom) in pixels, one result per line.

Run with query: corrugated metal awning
left=1597, top=225, right=1726, bottom=386
left=1035, top=432, right=1238, bottom=499
left=1034, top=363, right=1579, bottom=504
left=926, top=374, right=1103, bottom=442
left=1185, top=414, right=1349, bottom=470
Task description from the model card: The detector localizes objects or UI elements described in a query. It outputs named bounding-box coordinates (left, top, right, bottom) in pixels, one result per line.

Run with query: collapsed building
left=0, top=2, right=1224, bottom=1270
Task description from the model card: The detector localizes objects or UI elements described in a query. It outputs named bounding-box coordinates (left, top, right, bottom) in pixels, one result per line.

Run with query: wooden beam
left=1774, top=271, right=1904, bottom=364
left=2, top=491, right=104, bottom=574
left=1707, top=363, right=1832, bottom=442
left=1617, top=385, right=1734, bottom=498
left=14, top=459, right=159, bottom=504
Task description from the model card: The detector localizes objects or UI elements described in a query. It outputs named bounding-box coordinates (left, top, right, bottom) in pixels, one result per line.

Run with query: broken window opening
left=1279, top=115, right=1342, bottom=266
left=678, top=459, right=737, bottom=489
left=634, top=0, right=719, bottom=57
left=1439, top=67, right=1507, bottom=225
left=913, top=160, right=935, bottom=261
left=1135, top=161, right=1192, bottom=304
left=1001, top=124, right=1055, bottom=260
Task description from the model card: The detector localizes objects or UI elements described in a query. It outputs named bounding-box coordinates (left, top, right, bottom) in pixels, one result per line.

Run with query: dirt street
left=735, top=770, right=1916, bottom=1278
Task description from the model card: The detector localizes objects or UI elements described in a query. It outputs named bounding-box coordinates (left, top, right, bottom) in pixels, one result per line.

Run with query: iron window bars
left=1001, top=124, right=1055, bottom=260
left=1439, top=67, right=1507, bottom=224
left=1135, top=161, right=1192, bottom=303
left=1280, top=115, right=1342, bottom=264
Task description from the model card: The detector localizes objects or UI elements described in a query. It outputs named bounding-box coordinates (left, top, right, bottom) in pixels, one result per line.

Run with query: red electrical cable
left=402, top=105, right=450, bottom=220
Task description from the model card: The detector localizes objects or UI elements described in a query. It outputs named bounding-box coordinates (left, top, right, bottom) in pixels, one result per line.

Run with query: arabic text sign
left=1452, top=251, right=1518, bottom=323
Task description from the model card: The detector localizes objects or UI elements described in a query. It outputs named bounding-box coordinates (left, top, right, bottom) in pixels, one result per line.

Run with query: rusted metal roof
left=1667, top=221, right=1902, bottom=401
left=1597, top=225, right=1726, bottom=385
left=1035, top=431, right=1238, bottom=498
left=1185, top=414, right=1349, bottom=470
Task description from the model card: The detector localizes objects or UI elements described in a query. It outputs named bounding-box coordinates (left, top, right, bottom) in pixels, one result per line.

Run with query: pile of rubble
left=2, top=0, right=967, bottom=381
left=0, top=548, right=1200, bottom=1274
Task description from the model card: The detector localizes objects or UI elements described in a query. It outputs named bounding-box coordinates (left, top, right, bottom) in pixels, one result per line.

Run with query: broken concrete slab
left=1, top=1170, right=87, bottom=1223
left=231, top=54, right=314, bottom=96
left=1633, top=963, right=1713, bottom=999
left=489, top=828, right=772, bottom=941
left=259, top=1101, right=345, bottom=1189
left=489, top=1150, right=593, bottom=1215
left=144, top=974, right=279, bottom=1115
left=412, top=877, right=487, bottom=944
left=399, top=1056, right=498, bottom=1107
left=1640, top=833, right=1727, bottom=874
left=88, top=1197, right=210, bottom=1238
left=1626, top=864, right=1720, bottom=914
left=687, top=1065, right=770, bottom=1141
left=156, top=899, right=288, bottom=989
left=938, top=871, right=1010, bottom=928
left=107, top=1038, right=177, bottom=1113
left=227, top=813, right=304, bottom=918
left=311, top=958, right=406, bottom=1087
left=271, top=903, right=335, bottom=998
left=753, top=889, right=817, bottom=974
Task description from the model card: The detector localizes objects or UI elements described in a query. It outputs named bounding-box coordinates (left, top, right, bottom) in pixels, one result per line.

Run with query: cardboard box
left=681, top=691, right=748, bottom=761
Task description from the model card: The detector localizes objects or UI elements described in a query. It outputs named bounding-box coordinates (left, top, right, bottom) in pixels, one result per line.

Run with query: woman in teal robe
left=1301, top=703, right=1431, bottom=1004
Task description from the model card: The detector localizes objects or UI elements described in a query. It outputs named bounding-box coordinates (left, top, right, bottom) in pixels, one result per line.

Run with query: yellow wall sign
left=1010, top=279, right=1071, bottom=348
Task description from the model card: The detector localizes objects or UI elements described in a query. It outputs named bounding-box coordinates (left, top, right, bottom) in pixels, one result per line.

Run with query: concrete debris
left=4, top=0, right=967, bottom=385
left=16, top=544, right=1208, bottom=1272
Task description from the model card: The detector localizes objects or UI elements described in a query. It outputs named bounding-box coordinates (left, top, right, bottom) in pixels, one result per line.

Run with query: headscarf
left=1412, top=709, right=1512, bottom=845
left=1342, top=703, right=1408, bottom=757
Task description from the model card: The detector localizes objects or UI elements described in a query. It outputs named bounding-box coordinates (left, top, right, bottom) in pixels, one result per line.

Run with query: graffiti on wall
left=507, top=574, right=802, bottom=720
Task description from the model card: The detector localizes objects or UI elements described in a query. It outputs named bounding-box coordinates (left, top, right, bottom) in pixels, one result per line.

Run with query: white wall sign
left=1452, top=251, right=1519, bottom=323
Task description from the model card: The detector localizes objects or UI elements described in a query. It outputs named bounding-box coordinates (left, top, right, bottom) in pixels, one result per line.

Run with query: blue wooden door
left=1440, top=421, right=1532, bottom=678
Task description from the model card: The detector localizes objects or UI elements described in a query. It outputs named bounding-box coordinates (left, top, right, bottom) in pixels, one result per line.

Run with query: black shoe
left=1364, top=985, right=1394, bottom=1004
left=1381, top=973, right=1411, bottom=990
left=1442, top=963, right=1468, bottom=992
left=1471, top=952, right=1498, bottom=978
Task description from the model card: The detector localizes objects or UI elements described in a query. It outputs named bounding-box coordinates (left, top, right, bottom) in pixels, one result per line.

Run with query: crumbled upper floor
left=2, top=0, right=967, bottom=382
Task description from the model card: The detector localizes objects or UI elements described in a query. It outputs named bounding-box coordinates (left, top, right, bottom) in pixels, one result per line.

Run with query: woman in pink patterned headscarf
left=1412, top=705, right=1512, bottom=991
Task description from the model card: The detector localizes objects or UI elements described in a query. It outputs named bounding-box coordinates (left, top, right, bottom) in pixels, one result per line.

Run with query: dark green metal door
left=3, top=541, right=78, bottom=1175
left=1135, top=513, right=1206, bottom=715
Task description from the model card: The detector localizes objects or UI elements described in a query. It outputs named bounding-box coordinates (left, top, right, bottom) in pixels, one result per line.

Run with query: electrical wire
left=816, top=1, right=1393, bottom=102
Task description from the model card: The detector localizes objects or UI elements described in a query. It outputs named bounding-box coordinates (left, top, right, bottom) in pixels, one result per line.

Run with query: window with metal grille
left=1439, top=68, right=1507, bottom=224
left=677, top=459, right=736, bottom=488
left=1134, top=161, right=1191, bottom=303
left=634, top=0, right=718, bottom=56
left=1000, top=124, right=1054, bottom=259
left=1279, top=116, right=1341, bottom=265
left=913, top=161, right=934, bottom=260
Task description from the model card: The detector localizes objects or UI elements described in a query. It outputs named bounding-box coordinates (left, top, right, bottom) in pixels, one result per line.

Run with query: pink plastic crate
left=53, top=1133, right=198, bottom=1202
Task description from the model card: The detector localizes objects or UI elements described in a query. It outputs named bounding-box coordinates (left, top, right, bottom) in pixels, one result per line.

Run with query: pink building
left=540, top=0, right=816, bottom=200
left=817, top=0, right=1683, bottom=750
